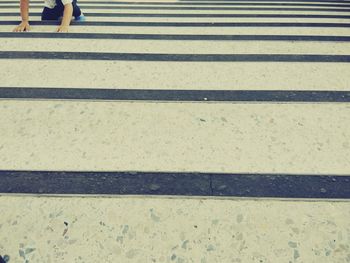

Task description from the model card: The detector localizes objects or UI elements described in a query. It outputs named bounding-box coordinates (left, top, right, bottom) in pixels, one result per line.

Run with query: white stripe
left=2, top=25, right=350, bottom=36
left=2, top=7, right=350, bottom=14
left=1, top=60, right=349, bottom=90
left=3, top=15, right=350, bottom=23
left=2, top=3, right=350, bottom=8
left=1, top=0, right=349, bottom=3
left=0, top=101, right=349, bottom=173
left=0, top=196, right=348, bottom=263
left=1, top=38, right=350, bottom=54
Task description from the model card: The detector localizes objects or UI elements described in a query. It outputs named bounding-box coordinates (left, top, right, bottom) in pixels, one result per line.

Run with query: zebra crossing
left=0, top=0, right=350, bottom=262
left=0, top=0, right=349, bottom=196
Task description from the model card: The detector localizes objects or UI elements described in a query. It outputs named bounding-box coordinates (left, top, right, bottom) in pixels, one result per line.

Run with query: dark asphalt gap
left=2, top=5, right=350, bottom=10
left=2, top=0, right=350, bottom=3
left=1, top=1, right=350, bottom=5
left=2, top=32, right=350, bottom=42
left=1, top=51, right=350, bottom=62
left=1, top=21, right=350, bottom=27
left=0, top=88, right=349, bottom=102
left=0, top=170, right=349, bottom=198
left=3, top=13, right=350, bottom=18
left=178, top=0, right=350, bottom=2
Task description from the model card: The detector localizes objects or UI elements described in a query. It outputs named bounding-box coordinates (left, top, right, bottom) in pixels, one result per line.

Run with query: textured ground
left=0, top=0, right=349, bottom=262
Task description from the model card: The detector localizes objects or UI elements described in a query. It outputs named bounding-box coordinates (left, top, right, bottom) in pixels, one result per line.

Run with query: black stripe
left=2, top=5, right=350, bottom=10
left=3, top=12, right=350, bottom=18
left=1, top=51, right=350, bottom=62
left=2, top=0, right=350, bottom=3
left=1, top=0, right=350, bottom=5
left=0, top=88, right=349, bottom=102
left=1, top=21, right=350, bottom=27
left=2, top=32, right=350, bottom=42
left=0, top=170, right=349, bottom=198
left=178, top=0, right=350, bottom=2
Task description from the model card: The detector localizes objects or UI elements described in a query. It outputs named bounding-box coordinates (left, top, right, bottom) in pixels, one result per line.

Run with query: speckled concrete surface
left=1, top=60, right=350, bottom=90
left=3, top=17, right=350, bottom=23
left=0, top=196, right=349, bottom=263
left=1, top=0, right=350, bottom=261
left=2, top=38, right=350, bottom=54
left=3, top=8, right=350, bottom=14
left=0, top=101, right=349, bottom=174
left=2, top=25, right=350, bottom=35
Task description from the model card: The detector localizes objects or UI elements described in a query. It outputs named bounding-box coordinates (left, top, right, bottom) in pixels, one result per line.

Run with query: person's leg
left=72, top=0, right=82, bottom=18
left=55, top=0, right=82, bottom=18
left=42, top=0, right=84, bottom=22
left=41, top=5, right=64, bottom=20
